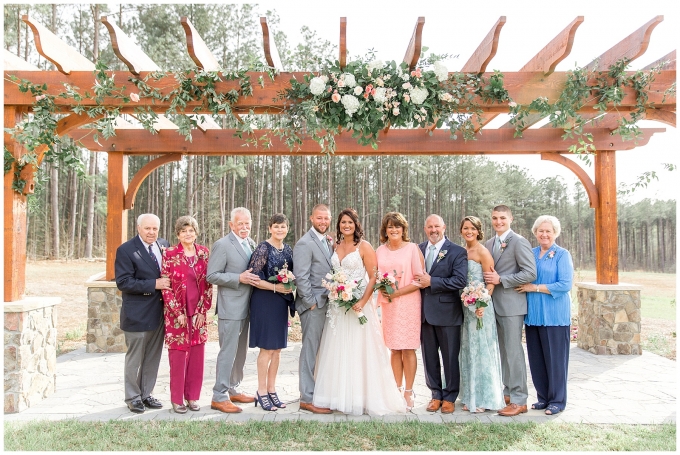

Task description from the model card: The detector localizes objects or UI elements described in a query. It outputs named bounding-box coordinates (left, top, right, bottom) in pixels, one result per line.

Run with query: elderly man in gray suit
left=483, top=205, right=537, bottom=417
left=293, top=204, right=334, bottom=414
left=207, top=207, right=260, bottom=413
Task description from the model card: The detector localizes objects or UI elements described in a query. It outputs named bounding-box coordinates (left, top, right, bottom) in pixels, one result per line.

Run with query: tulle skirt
left=313, top=297, right=406, bottom=415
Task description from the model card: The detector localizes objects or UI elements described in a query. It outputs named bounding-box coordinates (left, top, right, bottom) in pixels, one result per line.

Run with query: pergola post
left=105, top=152, right=128, bottom=280
left=3, top=106, right=29, bottom=302
left=594, top=150, right=619, bottom=285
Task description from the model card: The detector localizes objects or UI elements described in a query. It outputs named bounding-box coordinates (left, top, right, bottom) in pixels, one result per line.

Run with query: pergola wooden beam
left=181, top=17, right=221, bottom=71
left=71, top=127, right=664, bottom=155
left=102, top=16, right=161, bottom=75
left=4, top=49, right=40, bottom=71
left=260, top=17, right=284, bottom=71
left=21, top=15, right=95, bottom=74
left=339, top=17, right=347, bottom=69
left=541, top=152, right=598, bottom=208
left=403, top=17, right=425, bottom=69
left=462, top=16, right=506, bottom=131
left=124, top=154, right=183, bottom=210
left=5, top=70, right=674, bottom=111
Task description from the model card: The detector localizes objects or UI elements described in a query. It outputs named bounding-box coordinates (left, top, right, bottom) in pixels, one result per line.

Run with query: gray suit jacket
left=206, top=231, right=255, bottom=320
left=485, top=230, right=537, bottom=317
left=293, top=228, right=333, bottom=314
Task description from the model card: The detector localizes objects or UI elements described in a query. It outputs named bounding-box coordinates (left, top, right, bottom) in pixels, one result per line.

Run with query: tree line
left=5, top=4, right=676, bottom=273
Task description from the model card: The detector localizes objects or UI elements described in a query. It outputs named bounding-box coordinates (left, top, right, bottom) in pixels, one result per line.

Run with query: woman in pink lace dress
left=375, top=212, right=425, bottom=410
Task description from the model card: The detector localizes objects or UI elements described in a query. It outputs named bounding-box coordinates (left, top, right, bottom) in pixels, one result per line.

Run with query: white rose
left=409, top=86, right=428, bottom=105
left=354, top=86, right=363, bottom=96
left=341, top=94, right=361, bottom=115
left=367, top=60, right=384, bottom=72
left=392, top=107, right=400, bottom=116
left=439, top=92, right=453, bottom=102
left=342, top=73, right=357, bottom=88
left=321, top=75, right=329, bottom=83
left=401, top=73, right=410, bottom=81
left=402, top=82, right=412, bottom=90
left=433, top=61, right=449, bottom=82
left=373, top=87, right=387, bottom=104
left=309, top=77, right=326, bottom=96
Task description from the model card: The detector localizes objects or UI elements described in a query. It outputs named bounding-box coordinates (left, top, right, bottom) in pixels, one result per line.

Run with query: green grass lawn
left=4, top=420, right=676, bottom=451
left=573, top=270, right=676, bottom=320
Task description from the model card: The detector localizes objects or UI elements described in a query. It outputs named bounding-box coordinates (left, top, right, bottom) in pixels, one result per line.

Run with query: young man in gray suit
left=207, top=207, right=261, bottom=413
left=293, top=204, right=334, bottom=414
left=483, top=205, right=537, bottom=416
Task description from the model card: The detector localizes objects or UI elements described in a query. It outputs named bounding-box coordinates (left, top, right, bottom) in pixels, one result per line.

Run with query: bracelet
left=535, top=285, right=540, bottom=293
left=273, top=283, right=276, bottom=293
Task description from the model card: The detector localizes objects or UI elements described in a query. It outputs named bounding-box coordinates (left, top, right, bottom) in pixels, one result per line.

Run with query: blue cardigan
left=524, top=244, right=573, bottom=326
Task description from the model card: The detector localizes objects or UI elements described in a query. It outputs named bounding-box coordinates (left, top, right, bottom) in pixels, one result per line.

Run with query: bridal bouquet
left=373, top=270, right=399, bottom=302
left=322, top=269, right=367, bottom=324
left=268, top=261, right=296, bottom=291
left=461, top=281, right=491, bottom=330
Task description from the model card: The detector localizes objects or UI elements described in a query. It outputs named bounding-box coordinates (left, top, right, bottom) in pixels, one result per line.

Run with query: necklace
left=268, top=240, right=284, bottom=252
left=186, top=254, right=197, bottom=268
left=386, top=241, right=405, bottom=251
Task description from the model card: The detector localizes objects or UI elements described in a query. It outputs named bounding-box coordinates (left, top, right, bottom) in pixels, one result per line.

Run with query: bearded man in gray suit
left=293, top=204, right=334, bottom=414
left=483, top=205, right=537, bottom=417
left=207, top=207, right=260, bottom=413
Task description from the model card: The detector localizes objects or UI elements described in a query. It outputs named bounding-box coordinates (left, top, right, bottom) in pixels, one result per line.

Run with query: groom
left=415, top=214, right=468, bottom=414
left=293, top=204, right=334, bottom=414
left=483, top=205, right=536, bottom=416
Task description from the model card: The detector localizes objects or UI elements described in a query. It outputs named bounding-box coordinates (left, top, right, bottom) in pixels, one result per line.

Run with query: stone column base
left=85, top=272, right=125, bottom=353
left=4, top=297, right=61, bottom=413
left=575, top=282, right=642, bottom=355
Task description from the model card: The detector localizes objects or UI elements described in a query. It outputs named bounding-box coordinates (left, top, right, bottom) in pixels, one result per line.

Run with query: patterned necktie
left=241, top=240, right=252, bottom=259
left=148, top=244, right=160, bottom=271
left=425, top=245, right=436, bottom=273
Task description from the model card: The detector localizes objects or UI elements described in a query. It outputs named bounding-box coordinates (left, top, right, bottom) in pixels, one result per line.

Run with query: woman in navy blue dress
left=248, top=213, right=295, bottom=411
left=515, top=215, right=573, bottom=416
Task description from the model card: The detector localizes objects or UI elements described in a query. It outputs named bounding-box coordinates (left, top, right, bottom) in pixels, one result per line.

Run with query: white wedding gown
left=313, top=249, right=407, bottom=415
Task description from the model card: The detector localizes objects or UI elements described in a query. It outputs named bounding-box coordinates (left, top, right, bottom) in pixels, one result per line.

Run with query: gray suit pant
left=298, top=306, right=327, bottom=403
left=212, top=316, right=249, bottom=402
left=495, top=314, right=528, bottom=405
left=123, top=322, right=164, bottom=403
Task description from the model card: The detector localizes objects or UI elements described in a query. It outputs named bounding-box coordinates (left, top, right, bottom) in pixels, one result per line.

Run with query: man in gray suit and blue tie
left=483, top=205, right=537, bottom=416
left=207, top=207, right=260, bottom=413
left=293, top=204, right=334, bottom=414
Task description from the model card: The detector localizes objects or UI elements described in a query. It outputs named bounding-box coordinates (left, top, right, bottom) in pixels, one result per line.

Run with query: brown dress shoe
left=504, top=395, right=511, bottom=405
left=210, top=400, right=242, bottom=413
left=299, top=402, right=333, bottom=414
left=498, top=403, right=527, bottom=416
left=426, top=399, right=442, bottom=412
left=230, top=392, right=256, bottom=403
left=440, top=400, right=455, bottom=414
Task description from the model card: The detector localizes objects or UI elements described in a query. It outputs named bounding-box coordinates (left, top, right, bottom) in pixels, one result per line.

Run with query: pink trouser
left=168, top=343, right=205, bottom=405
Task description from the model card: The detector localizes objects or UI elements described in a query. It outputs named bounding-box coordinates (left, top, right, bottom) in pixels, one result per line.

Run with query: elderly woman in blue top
left=515, top=215, right=573, bottom=416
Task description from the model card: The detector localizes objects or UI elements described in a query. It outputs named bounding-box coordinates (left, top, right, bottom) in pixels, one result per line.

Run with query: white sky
left=255, top=0, right=678, bottom=202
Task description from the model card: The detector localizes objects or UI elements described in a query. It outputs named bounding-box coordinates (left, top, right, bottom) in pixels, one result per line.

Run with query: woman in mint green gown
left=458, top=216, right=505, bottom=413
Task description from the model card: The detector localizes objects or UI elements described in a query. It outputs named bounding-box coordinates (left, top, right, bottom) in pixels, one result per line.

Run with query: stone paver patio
left=4, top=343, right=675, bottom=424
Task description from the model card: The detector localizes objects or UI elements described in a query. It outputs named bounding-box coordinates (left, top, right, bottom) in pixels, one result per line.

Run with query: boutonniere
left=248, top=239, right=256, bottom=252
left=500, top=239, right=509, bottom=252
left=436, top=250, right=448, bottom=263
left=547, top=250, right=556, bottom=259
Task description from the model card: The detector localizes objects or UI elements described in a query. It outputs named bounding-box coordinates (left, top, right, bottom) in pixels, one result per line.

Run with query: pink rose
left=403, top=93, right=410, bottom=102
left=282, top=277, right=289, bottom=283
left=332, top=93, right=341, bottom=103
left=392, top=107, right=400, bottom=116
left=35, top=94, right=47, bottom=101
left=130, top=93, right=140, bottom=102
left=337, top=79, right=345, bottom=88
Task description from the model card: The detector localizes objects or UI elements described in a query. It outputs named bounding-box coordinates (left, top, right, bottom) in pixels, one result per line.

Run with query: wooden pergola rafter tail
left=181, top=17, right=221, bottom=71
left=102, top=16, right=160, bottom=75
left=403, top=17, right=425, bottom=70
left=339, top=17, right=347, bottom=69
left=260, top=17, right=284, bottom=72
left=499, top=15, right=584, bottom=130
left=462, top=16, right=506, bottom=131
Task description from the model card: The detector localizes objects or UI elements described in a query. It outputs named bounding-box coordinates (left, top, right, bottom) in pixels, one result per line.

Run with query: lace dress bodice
left=331, top=249, right=368, bottom=288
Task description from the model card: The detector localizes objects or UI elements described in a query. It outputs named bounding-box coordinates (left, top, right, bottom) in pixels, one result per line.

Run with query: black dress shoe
left=128, top=400, right=145, bottom=413
left=142, top=396, right=163, bottom=409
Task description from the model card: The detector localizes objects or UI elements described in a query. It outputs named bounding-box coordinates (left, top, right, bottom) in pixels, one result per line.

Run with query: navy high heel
left=255, top=392, right=277, bottom=411
left=268, top=391, right=286, bottom=409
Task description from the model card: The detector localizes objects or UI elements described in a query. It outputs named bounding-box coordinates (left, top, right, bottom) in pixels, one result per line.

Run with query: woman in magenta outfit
left=375, top=212, right=425, bottom=410
left=161, top=216, right=213, bottom=414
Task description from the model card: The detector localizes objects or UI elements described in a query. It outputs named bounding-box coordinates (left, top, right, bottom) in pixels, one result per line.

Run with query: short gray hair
left=532, top=215, right=561, bottom=238
left=230, top=207, right=252, bottom=222
left=174, top=216, right=199, bottom=236
left=137, top=213, right=160, bottom=226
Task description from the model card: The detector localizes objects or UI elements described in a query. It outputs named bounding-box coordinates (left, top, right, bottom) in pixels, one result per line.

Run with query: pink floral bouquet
left=322, top=268, right=367, bottom=324
left=268, top=261, right=296, bottom=291
left=460, top=281, right=491, bottom=330
left=373, top=270, right=399, bottom=302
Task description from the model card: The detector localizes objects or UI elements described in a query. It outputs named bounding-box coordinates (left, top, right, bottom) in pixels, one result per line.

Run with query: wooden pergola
left=3, top=15, right=676, bottom=302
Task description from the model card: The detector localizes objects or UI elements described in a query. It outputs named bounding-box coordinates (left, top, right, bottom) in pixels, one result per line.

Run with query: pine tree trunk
left=84, top=153, right=96, bottom=258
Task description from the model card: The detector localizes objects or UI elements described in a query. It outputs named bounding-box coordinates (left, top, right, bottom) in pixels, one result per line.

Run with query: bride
left=313, top=208, right=407, bottom=415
